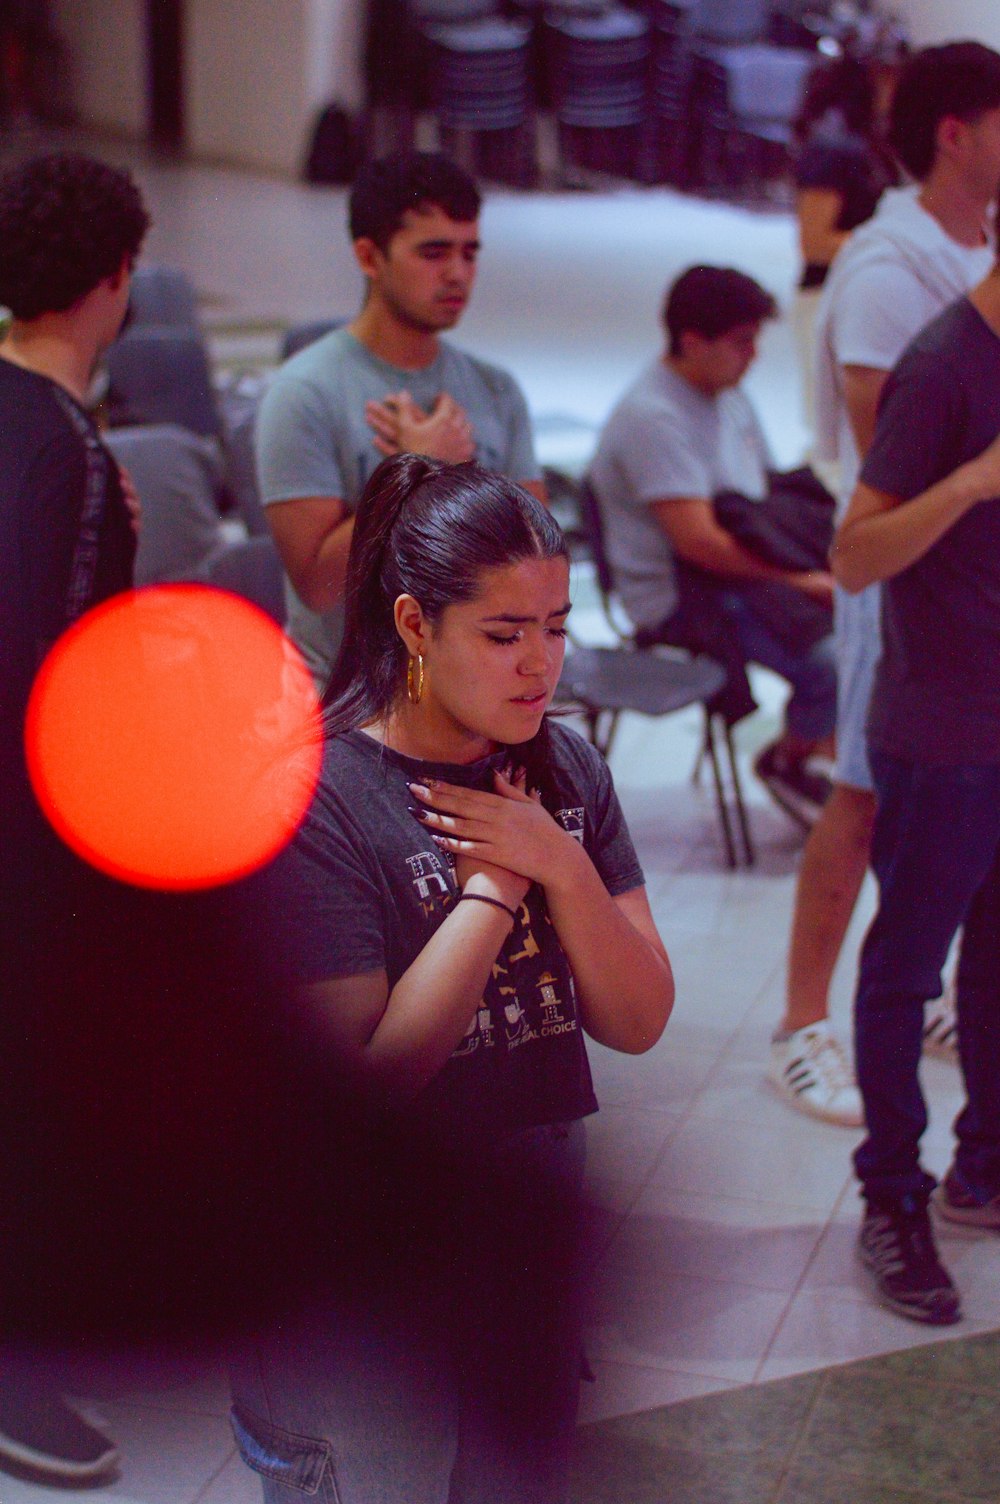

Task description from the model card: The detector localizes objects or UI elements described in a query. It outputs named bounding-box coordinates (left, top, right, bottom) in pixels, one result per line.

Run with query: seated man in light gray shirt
left=257, top=151, right=544, bottom=685
left=590, top=265, right=836, bottom=824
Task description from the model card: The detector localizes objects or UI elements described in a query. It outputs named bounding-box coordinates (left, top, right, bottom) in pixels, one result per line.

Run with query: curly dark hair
left=0, top=153, right=150, bottom=320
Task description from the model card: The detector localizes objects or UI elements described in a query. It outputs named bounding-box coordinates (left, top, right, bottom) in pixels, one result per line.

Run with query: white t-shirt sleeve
left=830, top=261, right=941, bottom=374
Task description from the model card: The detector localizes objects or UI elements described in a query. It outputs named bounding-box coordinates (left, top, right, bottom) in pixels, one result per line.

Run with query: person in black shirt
left=229, top=455, right=674, bottom=1504
left=833, top=258, right=1000, bottom=1326
left=0, top=152, right=149, bottom=1485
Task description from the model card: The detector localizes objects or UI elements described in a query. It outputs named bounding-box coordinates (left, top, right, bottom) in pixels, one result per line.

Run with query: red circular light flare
left=25, top=586, right=323, bottom=890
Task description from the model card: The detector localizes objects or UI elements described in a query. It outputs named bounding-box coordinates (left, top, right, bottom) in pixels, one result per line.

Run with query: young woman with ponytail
left=230, top=454, right=673, bottom=1504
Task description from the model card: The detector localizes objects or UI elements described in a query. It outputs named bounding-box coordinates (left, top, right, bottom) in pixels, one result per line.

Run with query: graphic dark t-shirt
left=861, top=296, right=1000, bottom=764
left=258, top=720, right=644, bottom=1138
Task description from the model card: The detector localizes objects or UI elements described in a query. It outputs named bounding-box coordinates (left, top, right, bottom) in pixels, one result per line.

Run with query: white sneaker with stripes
left=769, top=1022, right=864, bottom=1127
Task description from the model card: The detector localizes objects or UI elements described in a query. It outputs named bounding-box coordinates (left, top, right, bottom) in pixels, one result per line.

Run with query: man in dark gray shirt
left=833, top=258, right=1000, bottom=1327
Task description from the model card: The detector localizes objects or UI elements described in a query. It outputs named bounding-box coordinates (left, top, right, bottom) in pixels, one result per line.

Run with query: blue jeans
left=229, top=1120, right=587, bottom=1504
left=721, top=591, right=836, bottom=743
left=854, top=752, right=1000, bottom=1205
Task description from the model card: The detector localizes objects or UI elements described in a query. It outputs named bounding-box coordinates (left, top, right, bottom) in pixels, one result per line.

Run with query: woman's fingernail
left=407, top=782, right=430, bottom=798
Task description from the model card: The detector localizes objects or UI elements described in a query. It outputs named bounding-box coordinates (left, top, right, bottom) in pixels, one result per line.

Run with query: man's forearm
left=679, top=525, right=805, bottom=584
left=303, top=513, right=356, bottom=612
left=833, top=466, right=987, bottom=593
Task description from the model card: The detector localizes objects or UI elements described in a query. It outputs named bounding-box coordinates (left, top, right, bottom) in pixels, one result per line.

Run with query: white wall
left=184, top=0, right=363, bottom=175
left=894, top=0, right=1000, bottom=49
left=51, top=0, right=146, bottom=136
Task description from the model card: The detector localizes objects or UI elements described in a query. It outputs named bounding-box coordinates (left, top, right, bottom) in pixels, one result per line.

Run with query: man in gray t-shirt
left=590, top=265, right=836, bottom=822
left=257, top=152, right=544, bottom=684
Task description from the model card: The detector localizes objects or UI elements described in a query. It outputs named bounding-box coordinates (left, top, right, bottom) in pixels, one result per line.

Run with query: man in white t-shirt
left=769, top=42, right=1000, bottom=1127
left=590, top=265, right=837, bottom=822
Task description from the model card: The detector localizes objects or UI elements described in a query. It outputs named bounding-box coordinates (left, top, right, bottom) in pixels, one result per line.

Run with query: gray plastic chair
left=205, top=537, right=287, bottom=626
left=104, top=329, right=222, bottom=440
left=127, top=264, right=200, bottom=332
left=556, top=477, right=754, bottom=868
left=105, top=423, right=239, bottom=588
left=279, top=319, right=345, bottom=362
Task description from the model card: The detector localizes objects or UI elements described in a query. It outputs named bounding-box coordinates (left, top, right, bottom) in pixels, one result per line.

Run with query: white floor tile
left=584, top=1104, right=685, bottom=1192
left=0, top=1406, right=235, bottom=1504
left=641, top=1102, right=855, bottom=1213
left=693, top=1047, right=865, bottom=1135
left=577, top=1360, right=738, bottom=1425
left=589, top=1216, right=794, bottom=1383
left=192, top=1452, right=261, bottom=1504
left=625, top=1188, right=828, bottom=1293
left=587, top=1038, right=721, bottom=1115
left=756, top=1288, right=979, bottom=1383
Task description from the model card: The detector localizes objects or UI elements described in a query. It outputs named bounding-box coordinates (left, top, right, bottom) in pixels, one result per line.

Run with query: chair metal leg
left=596, top=708, right=621, bottom=759
left=722, top=718, right=755, bottom=867
left=702, top=713, right=738, bottom=870
left=700, top=711, right=755, bottom=869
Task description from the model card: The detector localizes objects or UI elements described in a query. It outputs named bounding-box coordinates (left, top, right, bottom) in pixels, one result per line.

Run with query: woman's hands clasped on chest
left=408, top=767, right=579, bottom=895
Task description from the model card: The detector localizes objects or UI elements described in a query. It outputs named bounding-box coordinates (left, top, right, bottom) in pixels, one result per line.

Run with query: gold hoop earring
left=407, top=652, right=424, bottom=706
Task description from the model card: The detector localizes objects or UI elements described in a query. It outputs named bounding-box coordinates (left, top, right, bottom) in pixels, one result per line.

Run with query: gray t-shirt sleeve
left=610, top=401, right=711, bottom=503
left=496, top=372, right=541, bottom=483
left=256, top=374, right=347, bottom=506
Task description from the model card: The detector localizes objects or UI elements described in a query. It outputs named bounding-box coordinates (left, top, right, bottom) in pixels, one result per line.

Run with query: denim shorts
left=833, top=583, right=882, bottom=792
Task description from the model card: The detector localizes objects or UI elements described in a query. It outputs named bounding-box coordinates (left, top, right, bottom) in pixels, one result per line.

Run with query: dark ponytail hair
left=323, top=456, right=568, bottom=775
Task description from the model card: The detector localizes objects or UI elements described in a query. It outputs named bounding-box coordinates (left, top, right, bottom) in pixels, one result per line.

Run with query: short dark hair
left=889, top=41, right=1000, bottom=181
left=794, top=56, right=878, bottom=144
left=663, top=266, right=776, bottom=355
left=0, top=153, right=150, bottom=320
left=348, top=151, right=481, bottom=251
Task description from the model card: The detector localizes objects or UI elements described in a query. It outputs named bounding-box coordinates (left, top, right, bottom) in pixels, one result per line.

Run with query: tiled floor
left=574, top=1332, right=1000, bottom=1502
left=3, top=127, right=999, bottom=1500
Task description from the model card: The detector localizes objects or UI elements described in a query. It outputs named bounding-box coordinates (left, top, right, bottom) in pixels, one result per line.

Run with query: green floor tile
left=802, top=1370, right=1000, bottom=1497
left=776, top=1454, right=985, bottom=1504
left=588, top=1371, right=821, bottom=1457
left=572, top=1335, right=1000, bottom=1504
left=572, top=1432, right=785, bottom=1504
left=571, top=1373, right=821, bottom=1503
left=854, top=1332, right=1000, bottom=1395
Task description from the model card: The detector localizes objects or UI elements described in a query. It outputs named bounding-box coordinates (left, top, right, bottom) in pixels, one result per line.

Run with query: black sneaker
left=753, top=743, right=831, bottom=830
left=934, top=1168, right=1000, bottom=1230
left=858, top=1195, right=962, bottom=1325
left=0, top=1387, right=120, bottom=1484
